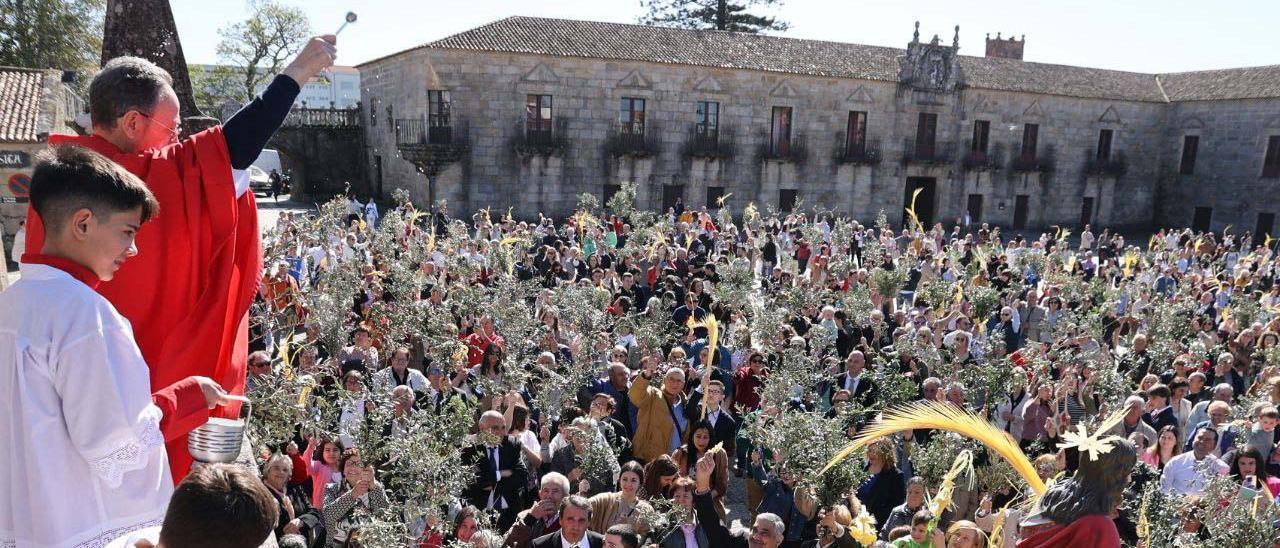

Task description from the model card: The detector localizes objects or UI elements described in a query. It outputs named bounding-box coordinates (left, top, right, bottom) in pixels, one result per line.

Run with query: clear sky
left=171, top=0, right=1279, bottom=73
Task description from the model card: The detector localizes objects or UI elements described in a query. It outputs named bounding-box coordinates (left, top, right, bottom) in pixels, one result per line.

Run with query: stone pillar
left=688, top=159, right=709, bottom=209
left=634, top=158, right=656, bottom=210
left=854, top=167, right=877, bottom=220
left=835, top=164, right=856, bottom=215
left=103, top=0, right=203, bottom=120
left=758, top=161, right=778, bottom=211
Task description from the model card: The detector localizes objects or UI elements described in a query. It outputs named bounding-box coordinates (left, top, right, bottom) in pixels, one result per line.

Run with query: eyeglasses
left=137, top=110, right=181, bottom=137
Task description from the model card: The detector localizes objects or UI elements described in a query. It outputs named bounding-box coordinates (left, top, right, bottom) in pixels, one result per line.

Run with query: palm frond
left=820, top=401, right=1046, bottom=495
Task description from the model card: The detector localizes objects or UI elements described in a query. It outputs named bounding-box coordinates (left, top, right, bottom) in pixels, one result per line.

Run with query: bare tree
left=215, top=0, right=310, bottom=103
left=639, top=0, right=789, bottom=33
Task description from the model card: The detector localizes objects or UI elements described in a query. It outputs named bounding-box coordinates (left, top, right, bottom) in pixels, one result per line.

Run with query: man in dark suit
left=1142, top=384, right=1179, bottom=434
left=696, top=378, right=738, bottom=455
left=423, top=365, right=469, bottom=414
left=530, top=495, right=605, bottom=548
left=693, top=452, right=783, bottom=548
left=461, top=411, right=528, bottom=531
left=824, top=351, right=876, bottom=409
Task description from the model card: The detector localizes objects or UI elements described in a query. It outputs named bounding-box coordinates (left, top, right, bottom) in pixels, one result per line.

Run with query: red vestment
left=1016, top=514, right=1121, bottom=548
left=28, top=130, right=261, bottom=482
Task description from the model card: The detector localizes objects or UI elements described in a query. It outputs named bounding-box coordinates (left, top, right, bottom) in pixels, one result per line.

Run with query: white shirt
left=1160, top=451, right=1228, bottom=496
left=372, top=366, right=428, bottom=393
left=1, top=264, right=173, bottom=547
left=560, top=533, right=591, bottom=548
left=231, top=169, right=251, bottom=198
left=338, top=397, right=367, bottom=449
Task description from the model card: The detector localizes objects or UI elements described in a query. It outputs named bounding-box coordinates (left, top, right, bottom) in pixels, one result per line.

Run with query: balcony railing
left=604, top=121, right=660, bottom=158
left=395, top=118, right=468, bottom=147
left=902, top=139, right=955, bottom=165
left=1084, top=150, right=1127, bottom=177
left=511, top=117, right=570, bottom=157
left=961, top=142, right=1003, bottom=171
left=759, top=133, right=807, bottom=163
left=681, top=125, right=735, bottom=159
left=1010, top=146, right=1056, bottom=173
left=283, top=107, right=360, bottom=128
left=835, top=136, right=882, bottom=165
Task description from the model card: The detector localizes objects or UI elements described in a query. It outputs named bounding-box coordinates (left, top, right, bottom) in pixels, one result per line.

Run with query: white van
left=253, top=149, right=282, bottom=174
left=250, top=149, right=283, bottom=192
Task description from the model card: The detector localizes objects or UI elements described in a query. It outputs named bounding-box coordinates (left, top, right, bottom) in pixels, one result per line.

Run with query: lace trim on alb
left=1, top=515, right=163, bottom=548
left=85, top=410, right=164, bottom=489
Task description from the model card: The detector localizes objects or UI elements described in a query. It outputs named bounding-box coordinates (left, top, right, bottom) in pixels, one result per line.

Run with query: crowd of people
left=241, top=185, right=1280, bottom=548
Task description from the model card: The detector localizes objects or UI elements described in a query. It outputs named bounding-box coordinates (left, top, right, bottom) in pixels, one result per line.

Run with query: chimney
left=984, top=32, right=1025, bottom=60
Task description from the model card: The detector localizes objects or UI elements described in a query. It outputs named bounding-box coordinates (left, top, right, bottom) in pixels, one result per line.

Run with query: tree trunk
left=102, top=0, right=202, bottom=118
left=716, top=0, right=728, bottom=30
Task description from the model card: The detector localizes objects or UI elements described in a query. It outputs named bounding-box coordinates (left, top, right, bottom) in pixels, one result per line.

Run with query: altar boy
left=0, top=146, right=228, bottom=547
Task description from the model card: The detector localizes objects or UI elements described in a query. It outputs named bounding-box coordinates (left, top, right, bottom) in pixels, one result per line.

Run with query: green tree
left=0, top=0, right=104, bottom=70
left=215, top=0, right=309, bottom=103
left=638, top=0, right=789, bottom=33
left=189, top=64, right=244, bottom=120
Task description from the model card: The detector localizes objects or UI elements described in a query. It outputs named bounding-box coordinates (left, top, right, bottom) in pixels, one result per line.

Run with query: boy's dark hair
left=159, top=464, right=277, bottom=548
left=30, top=146, right=158, bottom=231
left=911, top=509, right=933, bottom=527
left=89, top=56, right=173, bottom=128
left=888, top=525, right=912, bottom=541
left=605, top=524, right=640, bottom=548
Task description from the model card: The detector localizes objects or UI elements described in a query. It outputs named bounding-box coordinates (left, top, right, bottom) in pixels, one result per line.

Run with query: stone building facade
left=357, top=16, right=1280, bottom=233
left=0, top=67, right=82, bottom=255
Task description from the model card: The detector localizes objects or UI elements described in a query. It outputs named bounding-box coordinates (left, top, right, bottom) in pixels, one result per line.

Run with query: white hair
left=541, top=471, right=570, bottom=494
left=752, top=513, right=785, bottom=540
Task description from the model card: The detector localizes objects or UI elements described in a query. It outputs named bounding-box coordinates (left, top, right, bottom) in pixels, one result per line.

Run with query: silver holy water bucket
left=188, top=400, right=251, bottom=464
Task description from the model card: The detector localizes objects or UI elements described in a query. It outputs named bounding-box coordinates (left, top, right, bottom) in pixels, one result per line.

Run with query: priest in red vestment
left=24, top=35, right=337, bottom=482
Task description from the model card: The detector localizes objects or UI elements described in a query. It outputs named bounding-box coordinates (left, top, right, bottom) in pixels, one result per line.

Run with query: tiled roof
left=0, top=67, right=48, bottom=143
left=1159, top=65, right=1280, bottom=102
left=959, top=56, right=1166, bottom=103
left=418, top=16, right=904, bottom=83
left=359, top=16, right=1280, bottom=104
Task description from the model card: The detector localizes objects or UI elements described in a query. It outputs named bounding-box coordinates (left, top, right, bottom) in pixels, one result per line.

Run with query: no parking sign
left=8, top=173, right=30, bottom=198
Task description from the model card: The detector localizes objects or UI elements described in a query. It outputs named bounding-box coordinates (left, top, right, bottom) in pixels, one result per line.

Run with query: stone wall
left=1157, top=98, right=1280, bottom=234
left=359, top=48, right=1261, bottom=230
left=268, top=125, right=368, bottom=199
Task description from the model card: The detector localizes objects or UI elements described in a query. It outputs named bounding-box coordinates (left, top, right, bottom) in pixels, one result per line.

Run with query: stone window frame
left=1095, top=128, right=1113, bottom=161
left=768, top=104, right=796, bottom=154
left=1263, top=135, right=1280, bottom=178
left=1178, top=133, right=1200, bottom=176
left=696, top=100, right=720, bottom=137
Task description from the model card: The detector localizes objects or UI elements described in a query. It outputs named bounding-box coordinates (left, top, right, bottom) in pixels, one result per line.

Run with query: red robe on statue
left=1016, top=514, right=1121, bottom=548
left=27, top=129, right=261, bottom=482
